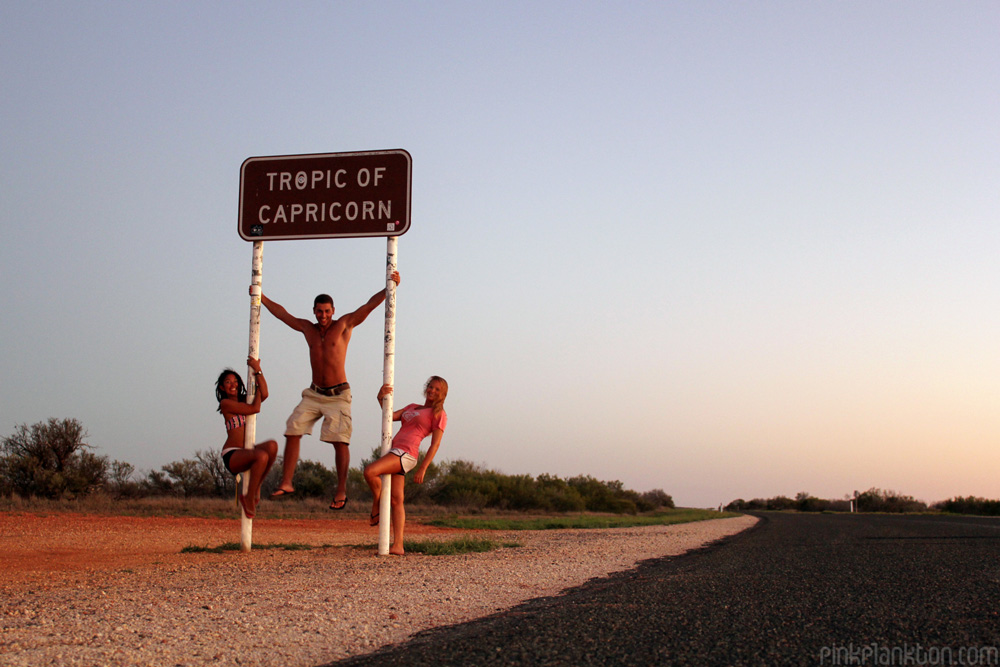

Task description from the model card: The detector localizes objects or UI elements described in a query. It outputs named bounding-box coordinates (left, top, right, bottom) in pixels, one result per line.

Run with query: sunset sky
left=2, top=1, right=998, bottom=508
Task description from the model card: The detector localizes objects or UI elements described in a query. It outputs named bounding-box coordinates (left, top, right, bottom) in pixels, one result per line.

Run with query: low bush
left=856, top=487, right=927, bottom=513
left=935, top=496, right=1000, bottom=516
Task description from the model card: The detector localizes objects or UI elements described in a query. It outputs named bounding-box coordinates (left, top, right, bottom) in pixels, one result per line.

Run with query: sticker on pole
left=239, top=149, right=411, bottom=241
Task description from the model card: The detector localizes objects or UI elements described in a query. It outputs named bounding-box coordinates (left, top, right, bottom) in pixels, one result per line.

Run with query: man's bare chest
left=309, top=323, right=349, bottom=352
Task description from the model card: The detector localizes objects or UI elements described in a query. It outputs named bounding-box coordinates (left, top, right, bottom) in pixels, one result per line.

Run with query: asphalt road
left=330, top=513, right=1000, bottom=666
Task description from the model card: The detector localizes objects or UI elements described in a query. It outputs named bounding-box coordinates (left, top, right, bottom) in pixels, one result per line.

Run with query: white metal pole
left=378, top=236, right=398, bottom=555
left=242, top=241, right=264, bottom=552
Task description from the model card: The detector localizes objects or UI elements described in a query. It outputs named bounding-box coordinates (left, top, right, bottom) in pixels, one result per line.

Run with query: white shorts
left=389, top=448, right=418, bottom=475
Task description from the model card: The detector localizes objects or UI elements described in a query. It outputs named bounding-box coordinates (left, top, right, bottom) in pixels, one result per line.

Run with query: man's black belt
left=311, top=382, right=349, bottom=396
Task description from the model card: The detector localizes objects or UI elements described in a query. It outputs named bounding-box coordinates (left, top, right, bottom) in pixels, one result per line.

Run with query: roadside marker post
left=378, top=237, right=398, bottom=556
left=242, top=241, right=264, bottom=551
left=238, top=150, right=411, bottom=553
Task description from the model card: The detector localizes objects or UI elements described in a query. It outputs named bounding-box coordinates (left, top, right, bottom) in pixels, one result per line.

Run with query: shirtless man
left=260, top=271, right=400, bottom=508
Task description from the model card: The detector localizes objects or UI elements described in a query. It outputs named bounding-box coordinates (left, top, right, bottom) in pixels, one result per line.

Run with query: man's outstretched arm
left=259, top=292, right=310, bottom=332
left=343, top=271, right=400, bottom=328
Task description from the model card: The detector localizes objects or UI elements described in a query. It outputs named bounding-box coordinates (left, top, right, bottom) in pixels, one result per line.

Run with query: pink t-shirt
left=392, top=403, right=447, bottom=457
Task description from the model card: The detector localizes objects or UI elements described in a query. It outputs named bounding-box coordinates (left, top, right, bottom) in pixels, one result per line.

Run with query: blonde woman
left=364, top=376, right=448, bottom=555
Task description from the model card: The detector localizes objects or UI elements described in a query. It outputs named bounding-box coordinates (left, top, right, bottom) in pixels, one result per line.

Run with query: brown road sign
left=239, top=149, right=411, bottom=241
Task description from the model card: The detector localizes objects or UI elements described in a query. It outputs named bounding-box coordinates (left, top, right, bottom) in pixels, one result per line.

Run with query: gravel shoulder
left=0, top=512, right=756, bottom=666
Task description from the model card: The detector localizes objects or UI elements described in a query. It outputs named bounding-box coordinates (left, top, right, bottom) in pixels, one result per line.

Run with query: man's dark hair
left=314, top=294, right=334, bottom=308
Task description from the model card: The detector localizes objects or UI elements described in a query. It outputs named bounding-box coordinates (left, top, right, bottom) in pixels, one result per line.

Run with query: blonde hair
left=424, top=376, right=448, bottom=416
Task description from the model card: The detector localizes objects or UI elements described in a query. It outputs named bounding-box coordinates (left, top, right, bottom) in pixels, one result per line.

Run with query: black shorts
left=222, top=449, right=238, bottom=475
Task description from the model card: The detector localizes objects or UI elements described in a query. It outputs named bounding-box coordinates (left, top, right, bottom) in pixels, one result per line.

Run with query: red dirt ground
left=0, top=511, right=458, bottom=587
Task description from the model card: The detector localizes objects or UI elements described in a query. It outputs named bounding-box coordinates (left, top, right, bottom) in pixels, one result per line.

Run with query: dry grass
left=0, top=493, right=708, bottom=527
left=0, top=493, right=354, bottom=519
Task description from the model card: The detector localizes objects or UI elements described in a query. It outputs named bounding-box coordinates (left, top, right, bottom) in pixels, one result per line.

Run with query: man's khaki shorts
left=285, top=388, right=352, bottom=444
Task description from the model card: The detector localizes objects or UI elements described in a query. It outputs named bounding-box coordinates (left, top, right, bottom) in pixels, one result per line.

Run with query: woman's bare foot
left=238, top=491, right=256, bottom=519
left=389, top=546, right=405, bottom=556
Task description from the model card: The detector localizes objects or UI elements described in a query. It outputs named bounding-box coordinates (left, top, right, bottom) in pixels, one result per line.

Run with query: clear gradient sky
left=2, top=2, right=998, bottom=508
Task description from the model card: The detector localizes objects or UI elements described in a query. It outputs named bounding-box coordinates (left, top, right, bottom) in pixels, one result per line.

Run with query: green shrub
left=161, top=459, right=214, bottom=498
left=293, top=459, right=337, bottom=497
left=0, top=418, right=108, bottom=498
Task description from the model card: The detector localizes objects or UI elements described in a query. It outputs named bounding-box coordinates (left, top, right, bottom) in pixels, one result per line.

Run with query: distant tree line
left=726, top=492, right=851, bottom=513
left=725, top=488, right=936, bottom=514
left=934, top=496, right=1000, bottom=516
left=0, top=418, right=673, bottom=514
